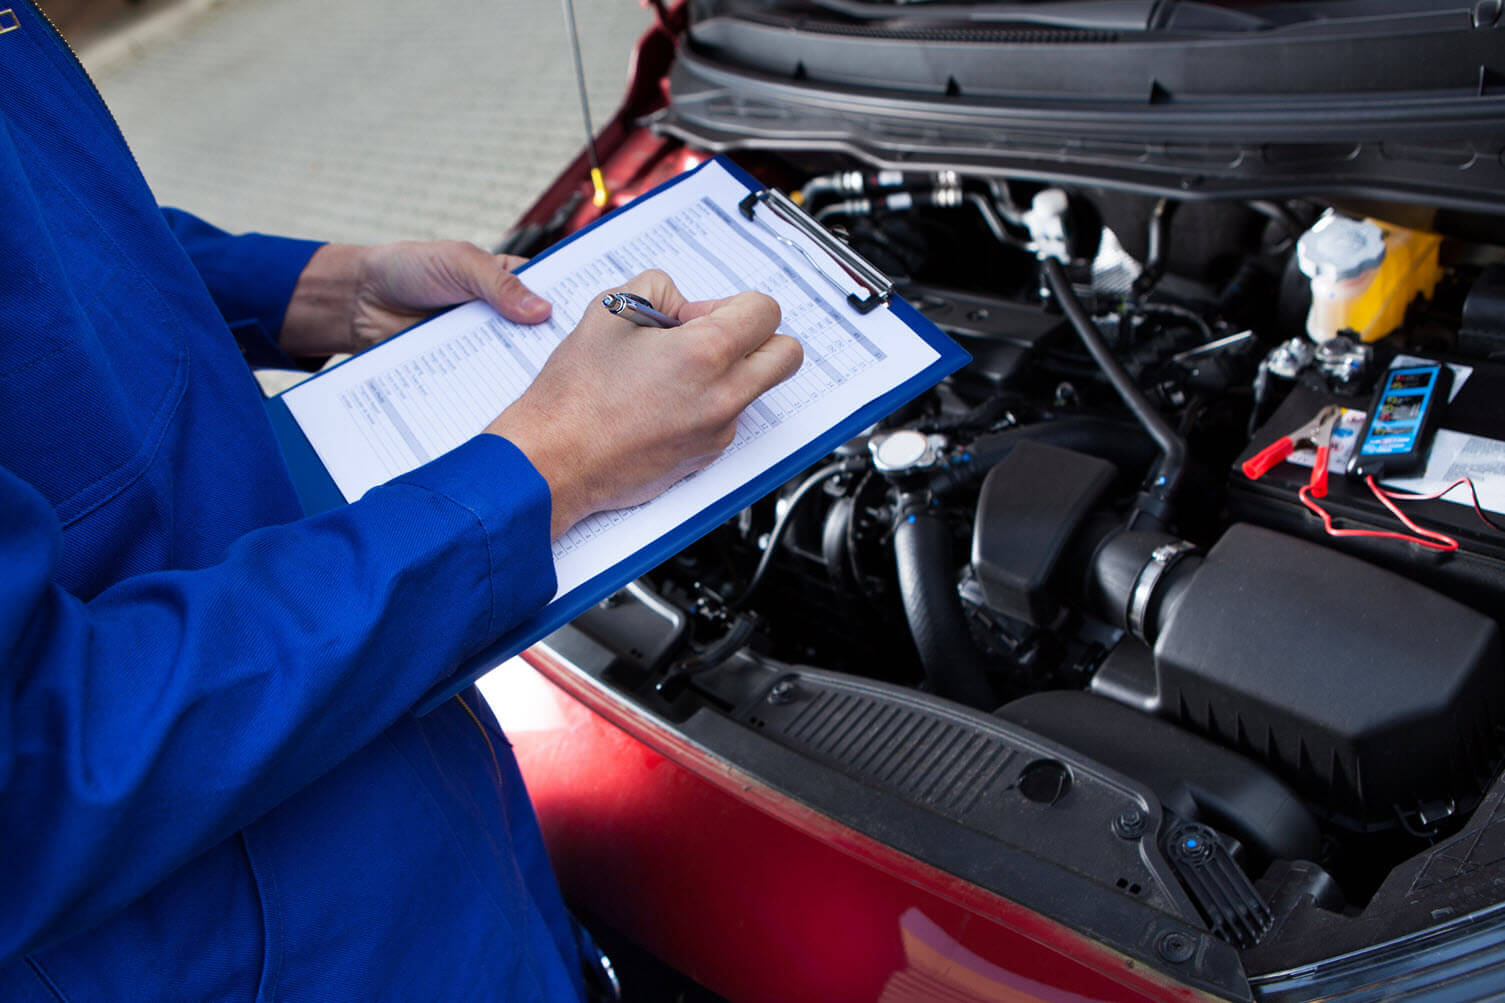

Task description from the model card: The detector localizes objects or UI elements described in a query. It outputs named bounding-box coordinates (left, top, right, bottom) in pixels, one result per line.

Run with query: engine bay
left=548, top=151, right=1505, bottom=990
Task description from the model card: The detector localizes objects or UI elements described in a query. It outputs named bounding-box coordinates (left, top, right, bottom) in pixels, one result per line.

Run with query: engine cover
left=1152, top=525, right=1503, bottom=828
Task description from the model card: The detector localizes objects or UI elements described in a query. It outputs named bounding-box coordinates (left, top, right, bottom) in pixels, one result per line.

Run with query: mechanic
left=0, top=5, right=801, bottom=1000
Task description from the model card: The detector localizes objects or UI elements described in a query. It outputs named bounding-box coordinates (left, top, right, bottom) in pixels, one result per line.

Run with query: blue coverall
left=0, top=4, right=585, bottom=999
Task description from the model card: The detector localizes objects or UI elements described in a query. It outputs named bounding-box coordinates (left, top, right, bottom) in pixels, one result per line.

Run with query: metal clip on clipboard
left=739, top=188, right=894, bottom=315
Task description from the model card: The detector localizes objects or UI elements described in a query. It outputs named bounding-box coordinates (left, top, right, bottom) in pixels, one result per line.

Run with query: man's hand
left=486, top=271, right=804, bottom=537
left=280, top=241, right=551, bottom=357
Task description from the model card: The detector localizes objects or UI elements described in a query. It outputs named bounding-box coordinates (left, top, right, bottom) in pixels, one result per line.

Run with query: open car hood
left=653, top=0, right=1505, bottom=212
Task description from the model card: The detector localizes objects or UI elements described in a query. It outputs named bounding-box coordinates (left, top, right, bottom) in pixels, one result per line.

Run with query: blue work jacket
left=0, top=5, right=584, bottom=999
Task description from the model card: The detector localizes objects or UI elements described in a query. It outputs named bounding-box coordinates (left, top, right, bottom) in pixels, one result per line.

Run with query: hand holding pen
left=486, top=269, right=803, bottom=536
left=601, top=291, right=681, bottom=329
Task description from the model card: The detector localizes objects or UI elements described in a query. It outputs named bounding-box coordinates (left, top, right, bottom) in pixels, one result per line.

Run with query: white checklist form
left=270, top=157, right=966, bottom=710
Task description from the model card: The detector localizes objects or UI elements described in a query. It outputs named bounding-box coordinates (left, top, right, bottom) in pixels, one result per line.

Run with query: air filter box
left=971, top=440, right=1116, bottom=626
left=1153, top=525, right=1503, bottom=827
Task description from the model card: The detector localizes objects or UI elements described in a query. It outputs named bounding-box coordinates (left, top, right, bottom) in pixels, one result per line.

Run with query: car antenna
left=559, top=0, right=610, bottom=209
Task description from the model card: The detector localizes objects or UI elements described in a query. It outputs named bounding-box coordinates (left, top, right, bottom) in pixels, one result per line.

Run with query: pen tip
left=590, top=168, right=610, bottom=209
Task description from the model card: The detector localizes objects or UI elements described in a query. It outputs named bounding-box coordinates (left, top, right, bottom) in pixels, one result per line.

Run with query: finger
left=496, top=253, right=529, bottom=272
left=683, top=291, right=782, bottom=363
left=446, top=243, right=552, bottom=324
left=676, top=295, right=738, bottom=324
left=607, top=269, right=691, bottom=320
left=724, top=333, right=804, bottom=402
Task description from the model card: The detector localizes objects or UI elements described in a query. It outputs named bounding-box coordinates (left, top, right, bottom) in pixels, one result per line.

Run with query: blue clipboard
left=265, top=155, right=970, bottom=715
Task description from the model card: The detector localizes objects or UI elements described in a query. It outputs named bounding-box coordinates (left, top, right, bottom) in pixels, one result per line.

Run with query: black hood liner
left=657, top=0, right=1505, bottom=210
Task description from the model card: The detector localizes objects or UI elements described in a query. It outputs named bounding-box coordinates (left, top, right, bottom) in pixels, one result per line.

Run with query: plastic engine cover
left=1154, top=524, right=1504, bottom=827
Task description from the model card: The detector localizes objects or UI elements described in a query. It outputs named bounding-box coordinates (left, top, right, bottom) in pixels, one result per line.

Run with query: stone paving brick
left=87, top=0, right=652, bottom=247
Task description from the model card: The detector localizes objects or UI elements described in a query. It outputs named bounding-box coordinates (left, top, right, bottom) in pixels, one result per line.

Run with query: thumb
left=444, top=243, right=552, bottom=324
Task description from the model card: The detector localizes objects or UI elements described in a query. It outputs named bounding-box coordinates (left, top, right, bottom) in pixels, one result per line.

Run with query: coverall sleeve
left=0, top=434, right=556, bottom=963
left=161, top=208, right=323, bottom=363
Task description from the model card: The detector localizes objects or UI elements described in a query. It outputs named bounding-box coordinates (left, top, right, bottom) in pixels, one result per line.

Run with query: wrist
left=484, top=405, right=600, bottom=539
left=279, top=243, right=365, bottom=357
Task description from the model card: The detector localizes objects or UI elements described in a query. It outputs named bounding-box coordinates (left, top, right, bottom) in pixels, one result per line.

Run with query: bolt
left=767, top=680, right=798, bottom=705
left=1156, top=930, right=1196, bottom=964
left=1113, top=806, right=1147, bottom=840
left=1168, top=824, right=1216, bottom=865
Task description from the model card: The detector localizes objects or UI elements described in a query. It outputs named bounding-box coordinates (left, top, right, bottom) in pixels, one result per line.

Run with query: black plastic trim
left=699, top=662, right=1253, bottom=997
left=652, top=49, right=1505, bottom=213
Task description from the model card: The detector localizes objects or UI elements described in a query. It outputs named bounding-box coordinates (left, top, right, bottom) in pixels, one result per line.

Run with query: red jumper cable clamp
left=1242, top=404, right=1344, bottom=498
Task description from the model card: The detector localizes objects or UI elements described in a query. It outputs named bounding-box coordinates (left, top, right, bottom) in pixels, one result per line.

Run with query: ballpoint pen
left=601, top=291, right=682, bottom=329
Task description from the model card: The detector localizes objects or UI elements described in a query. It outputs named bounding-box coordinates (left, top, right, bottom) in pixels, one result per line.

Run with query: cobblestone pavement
left=85, top=0, right=653, bottom=247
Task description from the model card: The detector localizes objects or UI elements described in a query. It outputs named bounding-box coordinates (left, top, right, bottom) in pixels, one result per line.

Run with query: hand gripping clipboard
left=264, top=156, right=969, bottom=715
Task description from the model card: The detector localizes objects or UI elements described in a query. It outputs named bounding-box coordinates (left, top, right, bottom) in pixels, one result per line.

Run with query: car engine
left=558, top=156, right=1505, bottom=975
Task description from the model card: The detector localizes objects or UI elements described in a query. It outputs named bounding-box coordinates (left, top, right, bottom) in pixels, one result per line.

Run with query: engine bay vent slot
left=746, top=676, right=1020, bottom=819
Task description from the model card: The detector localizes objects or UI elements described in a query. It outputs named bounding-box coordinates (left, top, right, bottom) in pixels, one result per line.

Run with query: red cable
left=1370, top=476, right=1505, bottom=534
left=1363, top=476, right=1461, bottom=549
left=1297, top=481, right=1459, bottom=552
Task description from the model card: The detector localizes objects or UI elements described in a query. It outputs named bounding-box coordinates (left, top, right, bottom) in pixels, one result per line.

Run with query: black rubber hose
left=1248, top=199, right=1303, bottom=249
left=1043, top=257, right=1186, bottom=520
left=657, top=615, right=758, bottom=697
left=892, top=503, right=997, bottom=709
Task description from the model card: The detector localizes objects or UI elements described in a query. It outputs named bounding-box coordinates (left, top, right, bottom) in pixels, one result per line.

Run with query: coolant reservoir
left=1296, top=214, right=1442, bottom=343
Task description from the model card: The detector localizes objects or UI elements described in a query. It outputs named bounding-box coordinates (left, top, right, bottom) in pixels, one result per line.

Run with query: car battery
left=1229, top=358, right=1505, bottom=613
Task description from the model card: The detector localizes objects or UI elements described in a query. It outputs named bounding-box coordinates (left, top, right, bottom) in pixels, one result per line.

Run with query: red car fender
left=483, top=650, right=1214, bottom=1002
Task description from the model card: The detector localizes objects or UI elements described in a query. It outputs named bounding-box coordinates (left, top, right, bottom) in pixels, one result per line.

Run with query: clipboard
left=265, top=155, right=969, bottom=715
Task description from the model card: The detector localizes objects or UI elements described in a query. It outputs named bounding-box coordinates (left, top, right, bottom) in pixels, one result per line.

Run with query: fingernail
left=520, top=295, right=550, bottom=317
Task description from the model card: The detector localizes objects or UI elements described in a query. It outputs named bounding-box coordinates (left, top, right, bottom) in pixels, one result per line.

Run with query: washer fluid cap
left=1297, top=215, right=1387, bottom=282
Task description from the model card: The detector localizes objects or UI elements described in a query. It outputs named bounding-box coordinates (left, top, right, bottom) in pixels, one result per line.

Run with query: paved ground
left=84, top=0, right=653, bottom=247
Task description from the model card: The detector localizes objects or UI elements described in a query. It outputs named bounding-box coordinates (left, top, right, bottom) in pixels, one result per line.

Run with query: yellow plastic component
left=1337, top=221, right=1443, bottom=342
left=589, top=168, right=609, bottom=209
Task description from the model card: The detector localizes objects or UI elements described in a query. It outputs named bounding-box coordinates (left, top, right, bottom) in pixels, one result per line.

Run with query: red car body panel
left=488, top=649, right=1210, bottom=1002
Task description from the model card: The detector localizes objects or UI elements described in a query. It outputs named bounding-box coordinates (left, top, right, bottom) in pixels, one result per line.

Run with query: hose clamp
left=1127, top=541, right=1197, bottom=645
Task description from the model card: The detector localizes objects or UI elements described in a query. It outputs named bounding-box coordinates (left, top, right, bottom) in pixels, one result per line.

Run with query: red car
left=482, top=2, right=1505, bottom=998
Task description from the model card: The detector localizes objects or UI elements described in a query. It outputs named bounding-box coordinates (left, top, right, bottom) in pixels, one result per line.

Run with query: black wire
left=728, top=457, right=867, bottom=610
left=1044, top=257, right=1187, bottom=510
left=845, top=471, right=876, bottom=606
left=1378, top=476, right=1505, bottom=535
left=1136, top=302, right=1214, bottom=344
left=1131, top=198, right=1177, bottom=300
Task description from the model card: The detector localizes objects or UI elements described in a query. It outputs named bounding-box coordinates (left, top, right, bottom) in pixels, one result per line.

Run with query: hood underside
left=653, top=0, right=1505, bottom=211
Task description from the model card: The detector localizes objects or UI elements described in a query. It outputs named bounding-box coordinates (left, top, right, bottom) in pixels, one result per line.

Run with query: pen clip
left=738, top=188, right=893, bottom=315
